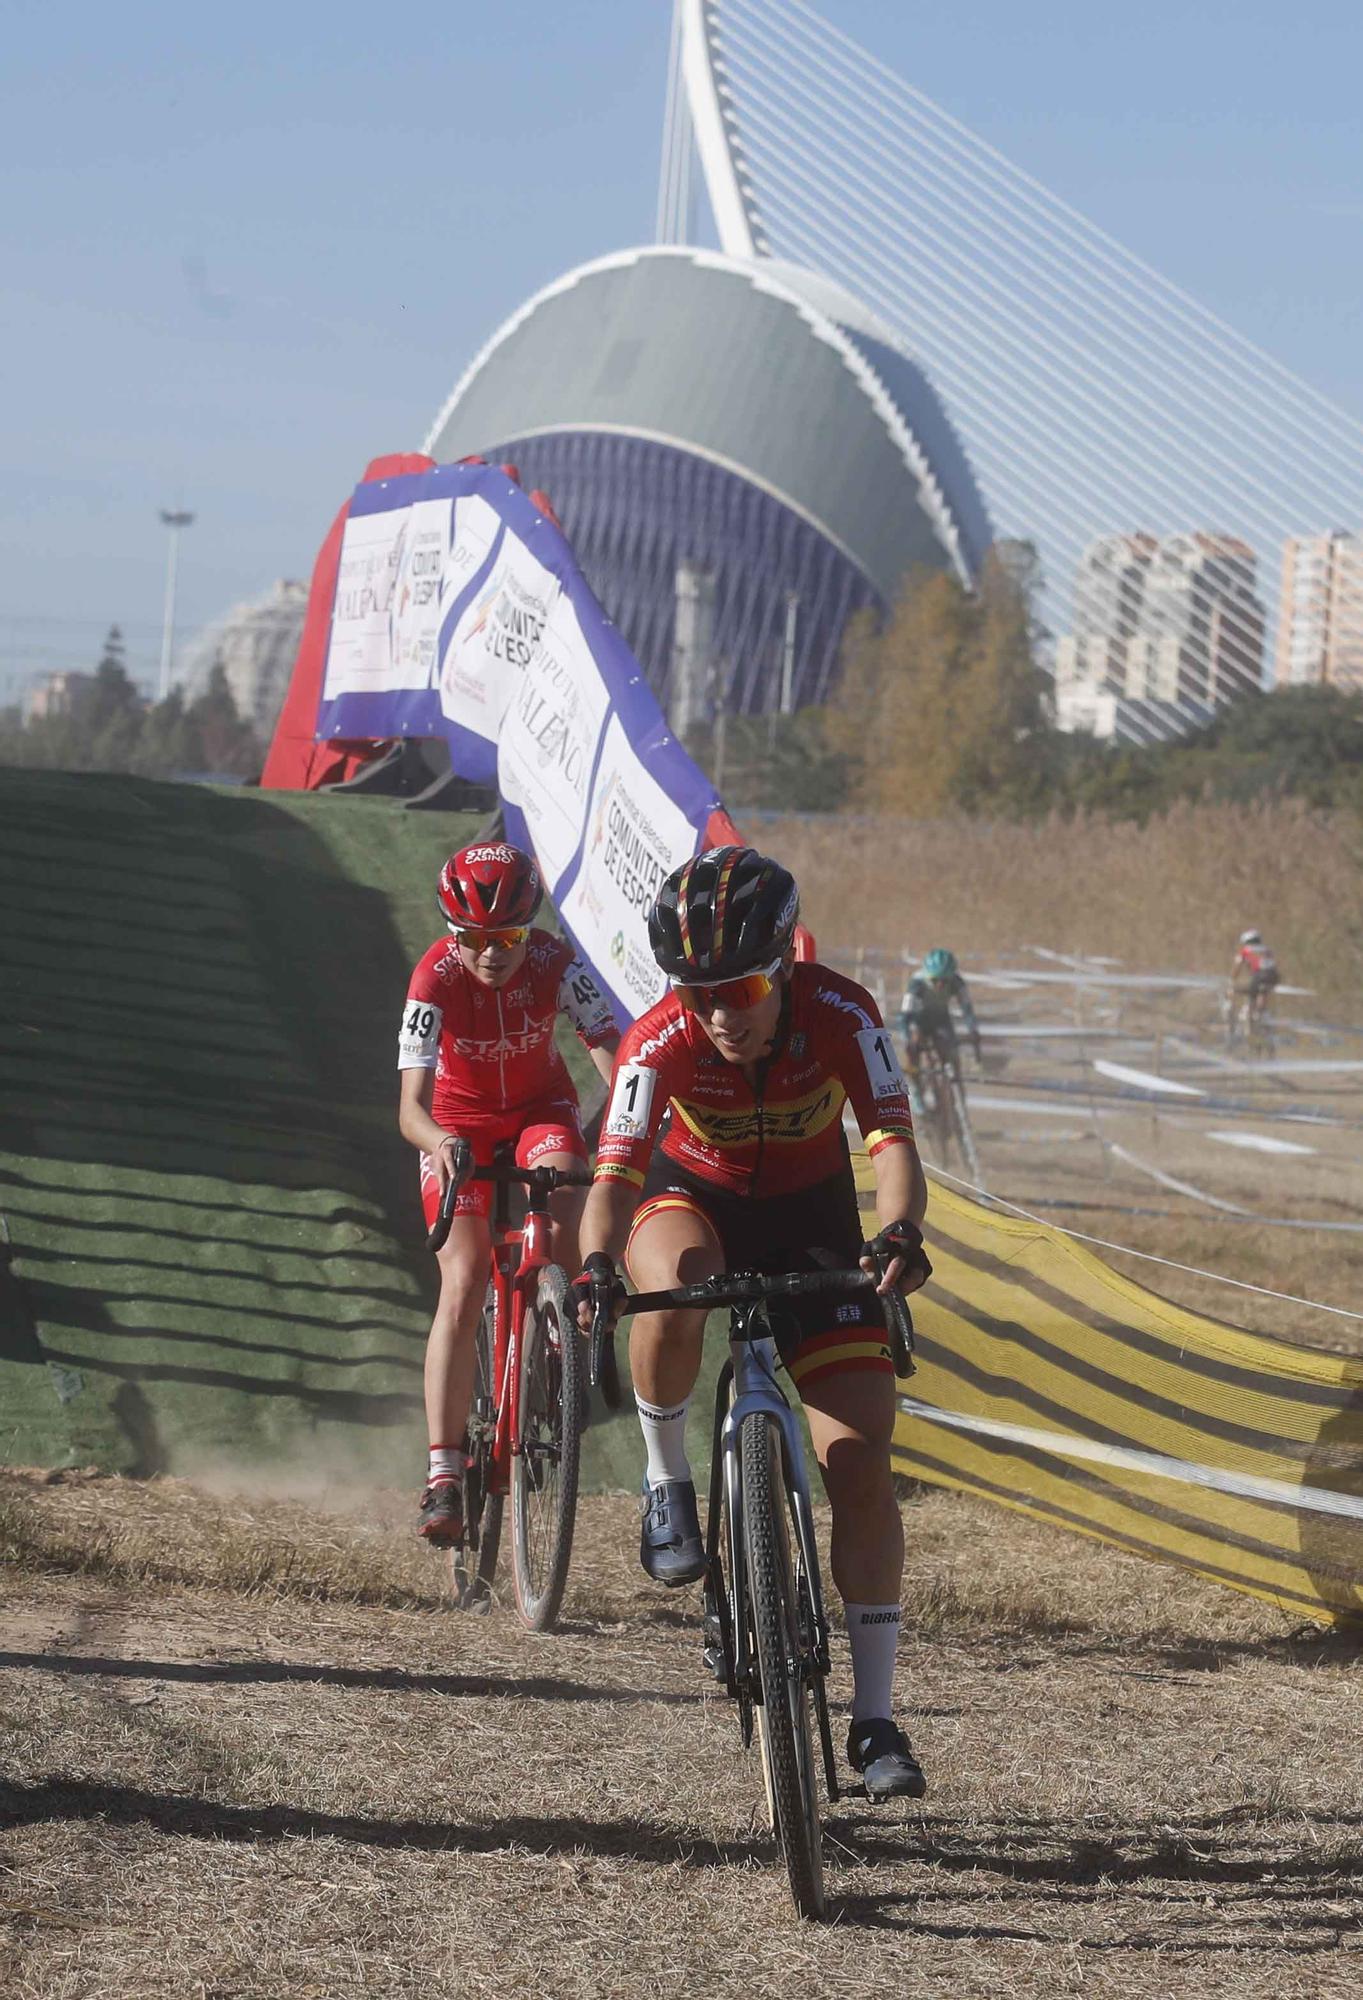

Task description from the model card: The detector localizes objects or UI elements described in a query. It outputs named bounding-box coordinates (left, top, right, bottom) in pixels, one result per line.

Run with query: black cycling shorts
left=628, top=1154, right=890, bottom=1395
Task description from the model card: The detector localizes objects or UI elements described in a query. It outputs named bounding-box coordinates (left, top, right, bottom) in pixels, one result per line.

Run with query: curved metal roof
left=424, top=247, right=992, bottom=604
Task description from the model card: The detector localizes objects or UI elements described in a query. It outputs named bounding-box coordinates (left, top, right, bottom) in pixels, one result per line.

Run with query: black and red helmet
left=648, top=846, right=799, bottom=981
left=437, top=842, right=543, bottom=931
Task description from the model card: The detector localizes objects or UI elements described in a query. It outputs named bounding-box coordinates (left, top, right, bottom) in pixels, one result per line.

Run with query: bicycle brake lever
left=426, top=1139, right=473, bottom=1253
left=588, top=1297, right=615, bottom=1391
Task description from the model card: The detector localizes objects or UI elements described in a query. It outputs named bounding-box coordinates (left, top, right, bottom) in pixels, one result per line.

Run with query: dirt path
left=4, top=1473, right=1363, bottom=1997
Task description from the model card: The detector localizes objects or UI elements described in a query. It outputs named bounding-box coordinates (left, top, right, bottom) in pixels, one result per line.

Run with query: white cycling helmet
left=1239, top=928, right=1262, bottom=946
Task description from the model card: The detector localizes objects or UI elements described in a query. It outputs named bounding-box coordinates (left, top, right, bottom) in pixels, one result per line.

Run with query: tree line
left=0, top=627, right=262, bottom=781
left=703, top=550, right=1363, bottom=821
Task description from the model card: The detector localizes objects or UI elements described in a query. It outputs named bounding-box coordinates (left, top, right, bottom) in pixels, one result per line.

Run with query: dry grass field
left=5, top=1470, right=1363, bottom=1999
left=762, top=802, right=1363, bottom=1013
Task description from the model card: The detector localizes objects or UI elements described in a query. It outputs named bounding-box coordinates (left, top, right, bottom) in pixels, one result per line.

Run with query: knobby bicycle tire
left=511, top=1265, right=583, bottom=1633
left=740, top=1412, right=826, bottom=1920
left=452, top=1286, right=503, bottom=1608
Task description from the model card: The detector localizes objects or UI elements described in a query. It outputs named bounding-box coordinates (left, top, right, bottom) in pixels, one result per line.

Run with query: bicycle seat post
left=491, top=1140, right=516, bottom=1242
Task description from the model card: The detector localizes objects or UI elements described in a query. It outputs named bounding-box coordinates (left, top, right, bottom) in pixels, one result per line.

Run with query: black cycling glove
left=861, top=1218, right=932, bottom=1289
left=569, top=1251, right=626, bottom=1327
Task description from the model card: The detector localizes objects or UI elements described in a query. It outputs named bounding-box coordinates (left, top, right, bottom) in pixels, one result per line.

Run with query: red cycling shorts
left=419, top=1095, right=587, bottom=1226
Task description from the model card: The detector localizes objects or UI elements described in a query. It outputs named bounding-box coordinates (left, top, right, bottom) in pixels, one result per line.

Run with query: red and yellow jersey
left=397, top=928, right=616, bottom=1124
left=595, top=963, right=916, bottom=1197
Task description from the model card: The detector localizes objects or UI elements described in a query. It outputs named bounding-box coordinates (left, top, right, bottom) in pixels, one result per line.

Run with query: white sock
left=427, top=1445, right=466, bottom=1484
left=636, top=1395, right=692, bottom=1486
left=845, top=1602, right=901, bottom=1723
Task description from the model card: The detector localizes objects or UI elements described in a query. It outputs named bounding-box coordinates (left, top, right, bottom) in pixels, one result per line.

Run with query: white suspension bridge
left=657, top=0, right=1363, bottom=741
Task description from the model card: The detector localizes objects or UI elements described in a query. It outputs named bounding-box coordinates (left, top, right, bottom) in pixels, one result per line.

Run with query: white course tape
left=899, top=1398, right=1363, bottom=1523
left=1093, top=1059, right=1205, bottom=1097
left=1206, top=1131, right=1316, bottom=1158
left=1106, top=1142, right=1249, bottom=1214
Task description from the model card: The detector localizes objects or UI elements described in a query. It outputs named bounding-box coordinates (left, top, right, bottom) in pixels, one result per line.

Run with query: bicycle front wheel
left=740, top=1412, right=826, bottom=1920
left=511, top=1265, right=583, bottom=1632
left=948, top=1073, right=982, bottom=1187
left=923, top=1056, right=952, bottom=1165
left=451, top=1285, right=503, bottom=1609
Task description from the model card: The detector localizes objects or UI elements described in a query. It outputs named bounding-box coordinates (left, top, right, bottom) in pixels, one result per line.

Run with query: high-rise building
left=179, top=580, right=308, bottom=740
left=1275, top=532, right=1363, bottom=691
left=1054, top=532, right=1265, bottom=741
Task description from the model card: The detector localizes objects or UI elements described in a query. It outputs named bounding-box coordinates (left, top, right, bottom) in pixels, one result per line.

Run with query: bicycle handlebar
left=425, top=1140, right=593, bottom=1252
left=620, top=1268, right=879, bottom=1316
left=588, top=1262, right=915, bottom=1382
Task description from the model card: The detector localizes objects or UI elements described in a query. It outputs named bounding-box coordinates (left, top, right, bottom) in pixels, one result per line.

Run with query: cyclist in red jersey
left=572, top=846, right=931, bottom=1800
left=398, top=841, right=618, bottom=1548
left=1228, top=926, right=1281, bottom=1037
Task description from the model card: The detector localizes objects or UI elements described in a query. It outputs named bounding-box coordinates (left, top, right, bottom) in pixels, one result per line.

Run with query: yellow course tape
left=854, top=1155, right=1363, bottom=1625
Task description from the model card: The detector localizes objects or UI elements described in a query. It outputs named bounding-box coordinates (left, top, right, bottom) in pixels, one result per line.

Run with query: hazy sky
left=3, top=0, right=1360, bottom=692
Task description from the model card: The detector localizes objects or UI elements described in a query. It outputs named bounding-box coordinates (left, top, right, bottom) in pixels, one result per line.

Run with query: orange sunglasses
left=671, top=960, right=782, bottom=1014
left=454, top=925, right=529, bottom=952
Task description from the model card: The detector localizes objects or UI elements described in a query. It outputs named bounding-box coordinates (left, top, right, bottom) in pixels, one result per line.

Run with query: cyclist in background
left=900, top=947, right=981, bottom=1107
left=1228, top=927, right=1281, bottom=1040
left=397, top=842, right=619, bottom=1549
left=573, top=846, right=932, bottom=1800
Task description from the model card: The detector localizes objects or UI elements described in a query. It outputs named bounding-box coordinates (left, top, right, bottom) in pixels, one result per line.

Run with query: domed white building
left=424, top=246, right=991, bottom=717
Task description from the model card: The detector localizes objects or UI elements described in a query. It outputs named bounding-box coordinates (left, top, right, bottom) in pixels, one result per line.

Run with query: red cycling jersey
left=1235, top=943, right=1278, bottom=980
left=594, top=962, right=916, bottom=1198
left=398, top=928, right=616, bottom=1124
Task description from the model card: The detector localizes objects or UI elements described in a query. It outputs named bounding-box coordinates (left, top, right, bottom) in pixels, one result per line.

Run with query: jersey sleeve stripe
left=865, top=1127, right=915, bottom=1154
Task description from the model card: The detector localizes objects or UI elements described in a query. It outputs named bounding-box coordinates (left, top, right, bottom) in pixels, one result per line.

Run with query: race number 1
left=855, top=1025, right=909, bottom=1100
left=604, top=1062, right=657, bottom=1138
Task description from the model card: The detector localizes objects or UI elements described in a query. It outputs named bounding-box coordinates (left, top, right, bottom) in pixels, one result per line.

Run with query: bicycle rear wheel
left=511, top=1265, right=583, bottom=1632
left=450, top=1286, right=503, bottom=1609
left=740, top=1412, right=826, bottom=1920
left=948, top=1072, right=982, bottom=1187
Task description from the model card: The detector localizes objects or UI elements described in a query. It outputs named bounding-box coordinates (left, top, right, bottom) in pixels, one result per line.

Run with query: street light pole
left=158, top=508, right=195, bottom=700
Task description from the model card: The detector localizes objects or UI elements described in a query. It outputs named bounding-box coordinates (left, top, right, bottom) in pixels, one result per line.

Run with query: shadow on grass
left=0, top=1649, right=703, bottom=1708
left=0, top=1779, right=753, bottom=1867
left=828, top=1807, right=1363, bottom=1889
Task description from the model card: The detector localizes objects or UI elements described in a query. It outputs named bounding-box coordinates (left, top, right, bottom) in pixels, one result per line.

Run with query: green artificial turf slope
left=0, top=770, right=702, bottom=1495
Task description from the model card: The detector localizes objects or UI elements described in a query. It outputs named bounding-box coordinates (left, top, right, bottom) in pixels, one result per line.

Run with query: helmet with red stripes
left=648, top=846, right=799, bottom=981
left=437, top=842, right=543, bottom=930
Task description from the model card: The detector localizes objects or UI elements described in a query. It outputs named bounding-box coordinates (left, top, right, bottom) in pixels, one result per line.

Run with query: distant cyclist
left=1228, top=927, right=1280, bottom=1040
left=900, top=948, right=982, bottom=1086
left=397, top=842, right=619, bottom=1549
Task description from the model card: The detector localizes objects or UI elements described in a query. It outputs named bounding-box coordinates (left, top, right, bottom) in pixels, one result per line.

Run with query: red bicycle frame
left=482, top=1166, right=557, bottom=1494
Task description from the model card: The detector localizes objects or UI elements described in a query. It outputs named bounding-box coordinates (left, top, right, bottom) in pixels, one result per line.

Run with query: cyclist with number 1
left=573, top=846, right=933, bottom=1800
left=398, top=842, right=619, bottom=1549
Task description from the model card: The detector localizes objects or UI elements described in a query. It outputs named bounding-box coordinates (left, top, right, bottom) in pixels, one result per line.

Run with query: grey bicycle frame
left=720, top=1302, right=832, bottom=1691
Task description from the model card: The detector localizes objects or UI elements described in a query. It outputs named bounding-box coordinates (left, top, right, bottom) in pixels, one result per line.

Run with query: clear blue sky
left=3, top=0, right=1360, bottom=693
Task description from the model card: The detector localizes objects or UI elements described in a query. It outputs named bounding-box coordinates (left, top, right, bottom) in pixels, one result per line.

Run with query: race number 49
left=398, top=1000, right=442, bottom=1067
